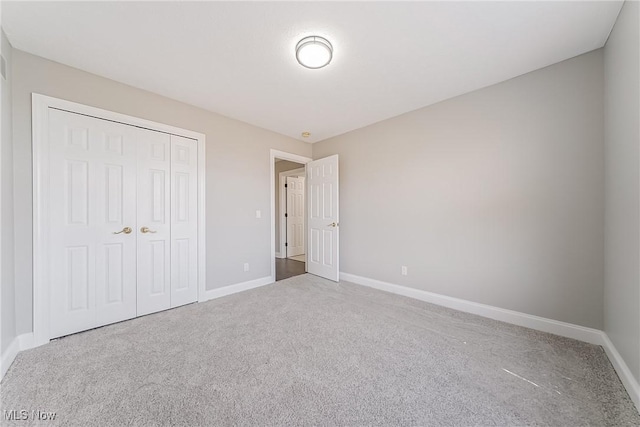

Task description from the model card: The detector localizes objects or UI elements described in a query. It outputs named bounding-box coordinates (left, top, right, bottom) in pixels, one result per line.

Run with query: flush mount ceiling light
left=295, top=36, right=333, bottom=69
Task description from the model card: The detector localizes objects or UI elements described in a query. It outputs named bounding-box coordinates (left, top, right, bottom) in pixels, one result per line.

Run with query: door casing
left=32, top=93, right=206, bottom=347
left=270, top=150, right=312, bottom=282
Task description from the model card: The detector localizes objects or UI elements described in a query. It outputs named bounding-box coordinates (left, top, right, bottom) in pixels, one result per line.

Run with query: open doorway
left=275, top=161, right=306, bottom=280
left=270, top=150, right=313, bottom=282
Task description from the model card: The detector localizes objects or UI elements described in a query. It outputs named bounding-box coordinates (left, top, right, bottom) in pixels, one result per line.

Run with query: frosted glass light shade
left=296, top=36, right=333, bottom=69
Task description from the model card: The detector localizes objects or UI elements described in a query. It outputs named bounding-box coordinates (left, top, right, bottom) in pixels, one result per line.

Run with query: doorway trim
left=270, top=150, right=312, bottom=282
left=278, top=168, right=305, bottom=259
left=32, top=93, right=207, bottom=347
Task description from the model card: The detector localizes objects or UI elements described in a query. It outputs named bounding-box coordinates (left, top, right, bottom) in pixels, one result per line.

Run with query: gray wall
left=12, top=49, right=311, bottom=336
left=1, top=29, right=15, bottom=355
left=274, top=160, right=305, bottom=253
left=313, top=50, right=605, bottom=329
left=604, top=0, right=640, bottom=383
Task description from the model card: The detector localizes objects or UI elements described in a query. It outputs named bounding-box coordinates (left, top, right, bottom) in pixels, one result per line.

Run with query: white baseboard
left=1, top=332, right=35, bottom=380
left=340, top=272, right=604, bottom=345
left=1, top=336, right=20, bottom=380
left=201, top=276, right=273, bottom=302
left=19, top=333, right=34, bottom=351
left=601, top=333, right=640, bottom=411
left=340, top=272, right=640, bottom=412
left=275, top=252, right=285, bottom=259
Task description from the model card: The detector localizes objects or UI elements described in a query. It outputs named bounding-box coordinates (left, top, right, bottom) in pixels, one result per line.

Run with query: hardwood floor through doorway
left=275, top=258, right=305, bottom=281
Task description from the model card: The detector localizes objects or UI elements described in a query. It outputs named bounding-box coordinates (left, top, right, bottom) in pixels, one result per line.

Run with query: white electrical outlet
left=401, top=266, right=408, bottom=276
left=256, top=210, right=261, bottom=219
left=244, top=263, right=250, bottom=272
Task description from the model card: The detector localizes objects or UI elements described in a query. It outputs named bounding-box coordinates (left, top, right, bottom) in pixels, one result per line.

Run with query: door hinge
left=285, top=243, right=288, bottom=247
left=285, top=213, right=288, bottom=218
left=284, top=183, right=288, bottom=188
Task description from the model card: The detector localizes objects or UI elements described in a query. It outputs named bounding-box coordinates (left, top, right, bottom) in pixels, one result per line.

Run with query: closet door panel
left=48, top=109, right=137, bottom=338
left=170, top=135, right=198, bottom=307
left=94, top=122, right=139, bottom=327
left=136, top=128, right=172, bottom=316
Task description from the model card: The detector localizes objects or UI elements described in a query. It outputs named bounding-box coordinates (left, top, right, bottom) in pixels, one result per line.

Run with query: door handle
left=140, top=227, right=157, bottom=234
left=113, top=227, right=132, bottom=235
left=327, top=222, right=339, bottom=227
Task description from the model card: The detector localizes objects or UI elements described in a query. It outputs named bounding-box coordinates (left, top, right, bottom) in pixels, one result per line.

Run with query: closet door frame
left=32, top=93, right=206, bottom=347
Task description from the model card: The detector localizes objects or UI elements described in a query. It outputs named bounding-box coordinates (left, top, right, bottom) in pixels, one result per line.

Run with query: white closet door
left=136, top=128, right=172, bottom=316
left=286, top=176, right=305, bottom=257
left=48, top=109, right=138, bottom=338
left=170, top=135, right=198, bottom=307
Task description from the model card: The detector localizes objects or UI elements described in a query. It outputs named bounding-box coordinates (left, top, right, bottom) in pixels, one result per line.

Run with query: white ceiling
left=4, top=1, right=623, bottom=143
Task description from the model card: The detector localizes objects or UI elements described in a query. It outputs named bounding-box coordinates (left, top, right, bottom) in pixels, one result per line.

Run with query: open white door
left=306, top=155, right=339, bottom=281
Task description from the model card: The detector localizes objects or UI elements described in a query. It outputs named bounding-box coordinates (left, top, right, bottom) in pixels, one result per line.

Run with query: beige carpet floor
left=1, top=274, right=639, bottom=426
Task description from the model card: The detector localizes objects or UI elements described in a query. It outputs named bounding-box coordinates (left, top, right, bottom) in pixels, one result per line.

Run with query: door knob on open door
left=327, top=222, right=339, bottom=227
left=140, top=227, right=157, bottom=234
left=113, top=227, right=132, bottom=235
